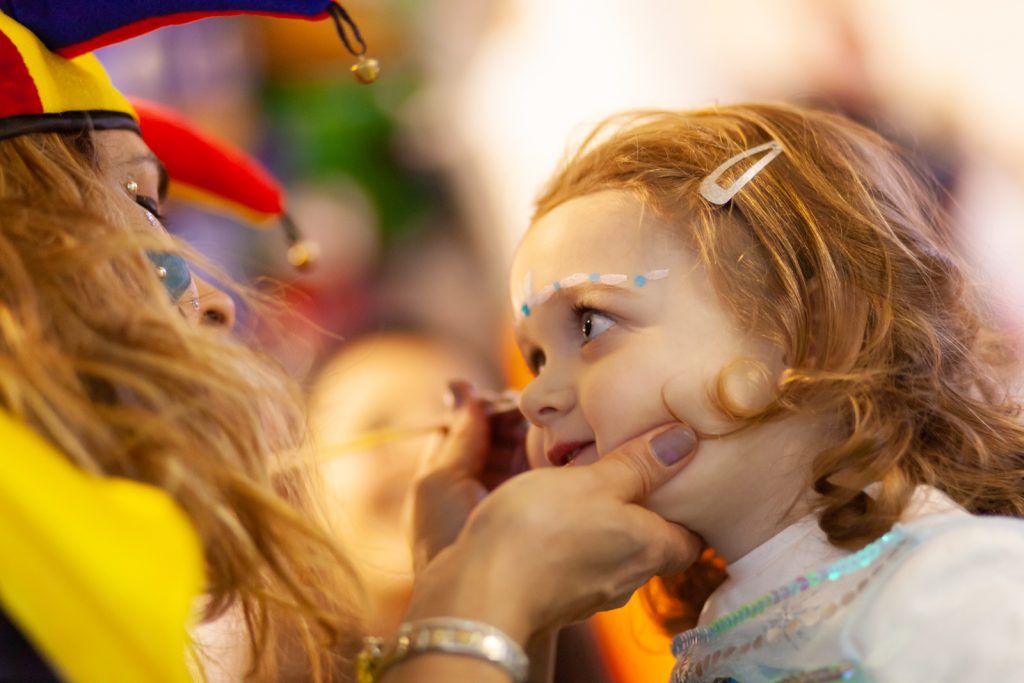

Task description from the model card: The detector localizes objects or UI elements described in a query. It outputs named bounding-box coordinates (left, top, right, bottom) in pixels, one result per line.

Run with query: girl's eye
left=579, top=309, right=615, bottom=343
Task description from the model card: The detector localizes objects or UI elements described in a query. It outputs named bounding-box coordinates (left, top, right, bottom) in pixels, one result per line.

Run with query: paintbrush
left=316, top=390, right=523, bottom=462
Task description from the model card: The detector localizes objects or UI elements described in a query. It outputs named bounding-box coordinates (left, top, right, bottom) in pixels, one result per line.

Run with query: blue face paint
left=146, top=251, right=192, bottom=302
left=513, top=268, right=672, bottom=320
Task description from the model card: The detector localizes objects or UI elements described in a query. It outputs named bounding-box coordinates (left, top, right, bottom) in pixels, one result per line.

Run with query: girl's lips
left=547, top=440, right=596, bottom=467
left=565, top=442, right=598, bottom=467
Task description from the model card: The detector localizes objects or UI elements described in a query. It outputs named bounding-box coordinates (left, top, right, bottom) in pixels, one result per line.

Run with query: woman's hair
left=533, top=103, right=1024, bottom=633
left=0, top=132, right=364, bottom=679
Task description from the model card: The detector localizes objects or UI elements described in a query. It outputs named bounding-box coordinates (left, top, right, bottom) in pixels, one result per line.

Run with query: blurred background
left=97, top=1, right=1024, bottom=680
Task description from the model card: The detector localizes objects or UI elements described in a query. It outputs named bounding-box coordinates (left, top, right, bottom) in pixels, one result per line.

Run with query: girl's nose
left=519, top=376, right=576, bottom=425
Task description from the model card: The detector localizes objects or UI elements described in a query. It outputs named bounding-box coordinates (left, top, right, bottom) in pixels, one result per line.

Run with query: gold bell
left=328, top=3, right=380, bottom=85
left=287, top=239, right=321, bottom=271
left=352, top=55, right=380, bottom=84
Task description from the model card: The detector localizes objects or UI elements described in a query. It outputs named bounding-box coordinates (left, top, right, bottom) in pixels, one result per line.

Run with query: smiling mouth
left=547, top=440, right=596, bottom=467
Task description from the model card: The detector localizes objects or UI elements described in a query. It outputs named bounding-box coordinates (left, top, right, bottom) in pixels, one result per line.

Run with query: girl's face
left=510, top=190, right=825, bottom=561
left=92, top=130, right=236, bottom=329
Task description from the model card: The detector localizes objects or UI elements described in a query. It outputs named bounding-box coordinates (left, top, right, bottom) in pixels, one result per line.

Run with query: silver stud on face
left=156, top=266, right=168, bottom=279
left=125, top=180, right=139, bottom=195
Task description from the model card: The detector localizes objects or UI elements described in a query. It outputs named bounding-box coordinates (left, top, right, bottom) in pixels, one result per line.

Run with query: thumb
left=588, top=424, right=698, bottom=502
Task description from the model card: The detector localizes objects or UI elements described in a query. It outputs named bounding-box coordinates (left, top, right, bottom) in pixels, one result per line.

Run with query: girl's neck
left=701, top=416, right=834, bottom=563
left=711, top=492, right=818, bottom=564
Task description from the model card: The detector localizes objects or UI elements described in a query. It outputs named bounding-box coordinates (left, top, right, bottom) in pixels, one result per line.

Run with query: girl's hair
left=0, top=132, right=364, bottom=679
left=533, top=103, right=1024, bottom=633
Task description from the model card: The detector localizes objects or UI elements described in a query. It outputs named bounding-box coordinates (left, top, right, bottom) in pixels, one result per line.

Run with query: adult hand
left=407, top=381, right=527, bottom=572
left=405, top=412, right=702, bottom=644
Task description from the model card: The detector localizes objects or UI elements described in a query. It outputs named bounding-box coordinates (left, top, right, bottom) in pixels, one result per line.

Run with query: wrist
left=404, top=543, right=534, bottom=645
left=361, top=617, right=528, bottom=683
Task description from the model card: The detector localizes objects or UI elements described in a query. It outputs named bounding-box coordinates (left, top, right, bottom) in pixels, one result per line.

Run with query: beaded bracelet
left=355, top=617, right=529, bottom=683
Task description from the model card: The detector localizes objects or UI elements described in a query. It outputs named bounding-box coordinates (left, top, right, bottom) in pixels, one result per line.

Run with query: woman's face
left=91, top=129, right=235, bottom=329
left=510, top=190, right=825, bottom=560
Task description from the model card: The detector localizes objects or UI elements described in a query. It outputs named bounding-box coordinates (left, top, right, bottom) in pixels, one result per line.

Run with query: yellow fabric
left=0, top=11, right=135, bottom=118
left=0, top=411, right=204, bottom=682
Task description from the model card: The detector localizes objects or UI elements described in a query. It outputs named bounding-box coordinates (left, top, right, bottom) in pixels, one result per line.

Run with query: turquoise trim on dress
left=672, top=527, right=908, bottom=658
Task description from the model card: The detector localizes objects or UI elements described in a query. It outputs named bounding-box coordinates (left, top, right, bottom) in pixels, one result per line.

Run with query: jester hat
left=0, top=1, right=376, bottom=267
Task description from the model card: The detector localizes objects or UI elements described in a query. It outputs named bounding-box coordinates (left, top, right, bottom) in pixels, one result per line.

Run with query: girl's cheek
left=661, top=356, right=780, bottom=435
left=662, top=370, right=742, bottom=438
left=577, top=355, right=630, bottom=411
left=580, top=354, right=671, bottom=449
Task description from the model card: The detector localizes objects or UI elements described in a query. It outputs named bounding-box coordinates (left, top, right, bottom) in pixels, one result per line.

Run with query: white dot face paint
left=513, top=267, right=670, bottom=320
left=598, top=274, right=627, bottom=286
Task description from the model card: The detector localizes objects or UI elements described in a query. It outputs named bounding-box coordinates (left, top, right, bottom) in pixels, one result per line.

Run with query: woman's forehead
left=91, top=130, right=167, bottom=199
left=92, top=129, right=151, bottom=168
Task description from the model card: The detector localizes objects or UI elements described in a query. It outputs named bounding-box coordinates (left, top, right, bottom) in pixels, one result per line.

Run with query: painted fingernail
left=650, top=426, right=696, bottom=466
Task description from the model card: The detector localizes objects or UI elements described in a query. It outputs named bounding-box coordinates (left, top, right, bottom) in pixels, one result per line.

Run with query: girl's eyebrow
left=514, top=269, right=669, bottom=320
left=514, top=282, right=640, bottom=327
left=554, top=282, right=640, bottom=300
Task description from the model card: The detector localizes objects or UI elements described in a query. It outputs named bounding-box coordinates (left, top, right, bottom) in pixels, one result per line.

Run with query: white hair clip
left=699, top=140, right=783, bottom=205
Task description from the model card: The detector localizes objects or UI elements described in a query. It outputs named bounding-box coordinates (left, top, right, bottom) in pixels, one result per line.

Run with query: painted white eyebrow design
left=513, top=268, right=669, bottom=320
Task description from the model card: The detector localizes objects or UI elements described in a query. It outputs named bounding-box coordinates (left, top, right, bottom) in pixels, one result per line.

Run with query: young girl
left=510, top=103, right=1024, bottom=681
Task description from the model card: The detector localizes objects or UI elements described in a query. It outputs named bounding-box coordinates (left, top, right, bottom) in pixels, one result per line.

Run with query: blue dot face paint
left=513, top=268, right=669, bottom=320
left=146, top=251, right=193, bottom=302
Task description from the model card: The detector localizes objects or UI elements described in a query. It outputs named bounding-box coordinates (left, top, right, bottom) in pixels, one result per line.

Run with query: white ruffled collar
left=697, top=485, right=963, bottom=627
